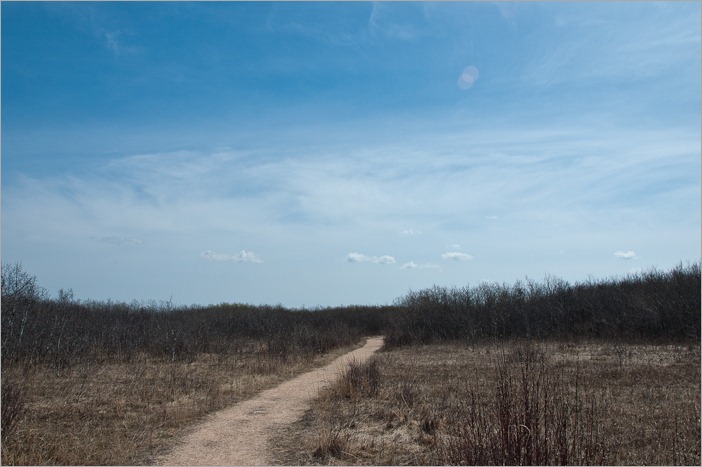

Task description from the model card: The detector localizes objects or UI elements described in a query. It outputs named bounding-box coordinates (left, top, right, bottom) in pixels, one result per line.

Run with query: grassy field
left=273, top=340, right=701, bottom=465
left=1, top=340, right=363, bottom=465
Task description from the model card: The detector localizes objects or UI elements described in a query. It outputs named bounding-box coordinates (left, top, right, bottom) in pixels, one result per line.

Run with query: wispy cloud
left=5, top=121, right=698, bottom=248
left=49, top=3, right=142, bottom=57
left=401, top=229, right=422, bottom=236
left=2, top=112, right=698, bottom=309
left=101, top=30, right=141, bottom=56
left=614, top=250, right=638, bottom=260
left=90, top=236, right=142, bottom=246
left=521, top=3, right=700, bottom=91
left=201, top=250, right=262, bottom=263
left=4, top=122, right=697, bottom=272
left=368, top=2, right=427, bottom=41
left=346, top=252, right=396, bottom=264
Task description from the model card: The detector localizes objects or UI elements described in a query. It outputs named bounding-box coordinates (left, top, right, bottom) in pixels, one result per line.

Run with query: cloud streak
left=401, top=229, right=422, bottom=236
left=201, top=250, right=262, bottom=263
left=90, top=236, right=142, bottom=246
left=401, top=261, right=442, bottom=271
left=346, top=252, right=396, bottom=264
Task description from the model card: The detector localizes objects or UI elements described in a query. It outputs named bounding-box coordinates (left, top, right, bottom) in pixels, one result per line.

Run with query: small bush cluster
left=335, top=358, right=381, bottom=399
left=439, top=343, right=607, bottom=465
left=387, top=262, right=700, bottom=347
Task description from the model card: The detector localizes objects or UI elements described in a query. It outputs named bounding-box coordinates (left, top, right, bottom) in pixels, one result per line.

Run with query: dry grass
left=0, top=339, right=360, bottom=465
left=273, top=340, right=700, bottom=465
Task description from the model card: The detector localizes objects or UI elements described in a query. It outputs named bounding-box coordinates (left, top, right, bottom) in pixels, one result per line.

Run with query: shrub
left=334, top=358, right=381, bottom=399
left=439, top=342, right=608, bottom=465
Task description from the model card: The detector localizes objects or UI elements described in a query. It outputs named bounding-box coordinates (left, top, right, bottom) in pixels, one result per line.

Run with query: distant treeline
left=1, top=263, right=390, bottom=368
left=2, top=262, right=699, bottom=367
left=386, top=262, right=700, bottom=347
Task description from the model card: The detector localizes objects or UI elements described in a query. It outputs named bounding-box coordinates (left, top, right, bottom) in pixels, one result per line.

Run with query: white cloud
left=614, top=250, right=638, bottom=260
left=441, top=251, right=474, bottom=261
left=457, top=65, right=480, bottom=89
left=201, top=250, right=262, bottom=263
left=345, top=252, right=396, bottom=264
left=401, top=261, right=442, bottom=271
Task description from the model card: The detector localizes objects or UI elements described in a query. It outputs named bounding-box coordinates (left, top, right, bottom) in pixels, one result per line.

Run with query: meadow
left=273, top=340, right=699, bottom=465
left=1, top=261, right=699, bottom=465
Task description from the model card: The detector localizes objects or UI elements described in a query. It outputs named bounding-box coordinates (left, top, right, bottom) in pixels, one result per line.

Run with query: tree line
left=386, top=262, right=700, bottom=347
left=2, top=261, right=699, bottom=368
left=1, top=263, right=390, bottom=368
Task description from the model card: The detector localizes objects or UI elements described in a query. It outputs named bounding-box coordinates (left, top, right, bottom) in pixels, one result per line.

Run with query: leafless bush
left=334, top=358, right=381, bottom=400
left=439, top=342, right=608, bottom=465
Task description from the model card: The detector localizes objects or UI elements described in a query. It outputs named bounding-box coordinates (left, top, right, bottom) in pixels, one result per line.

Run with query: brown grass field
left=2, top=338, right=700, bottom=465
left=1, top=339, right=360, bottom=466
left=272, top=340, right=701, bottom=465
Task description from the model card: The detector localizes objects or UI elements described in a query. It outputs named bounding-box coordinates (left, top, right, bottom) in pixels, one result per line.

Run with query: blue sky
left=2, top=1, right=700, bottom=308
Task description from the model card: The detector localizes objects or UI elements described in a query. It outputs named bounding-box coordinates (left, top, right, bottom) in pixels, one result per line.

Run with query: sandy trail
left=155, top=336, right=384, bottom=466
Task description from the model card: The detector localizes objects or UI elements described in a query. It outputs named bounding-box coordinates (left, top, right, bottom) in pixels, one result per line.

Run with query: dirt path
left=155, top=336, right=384, bottom=466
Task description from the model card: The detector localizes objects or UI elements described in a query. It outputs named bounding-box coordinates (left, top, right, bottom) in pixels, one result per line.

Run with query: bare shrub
left=439, top=342, right=608, bottom=465
left=334, top=358, right=381, bottom=400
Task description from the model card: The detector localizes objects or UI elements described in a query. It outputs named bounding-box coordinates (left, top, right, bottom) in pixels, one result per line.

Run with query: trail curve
left=155, top=336, right=384, bottom=466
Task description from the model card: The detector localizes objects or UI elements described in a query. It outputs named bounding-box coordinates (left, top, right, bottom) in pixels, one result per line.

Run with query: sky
left=2, top=1, right=700, bottom=308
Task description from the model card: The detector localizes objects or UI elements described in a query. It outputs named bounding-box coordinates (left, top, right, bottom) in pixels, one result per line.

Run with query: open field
left=1, top=339, right=365, bottom=465
left=273, top=340, right=701, bottom=465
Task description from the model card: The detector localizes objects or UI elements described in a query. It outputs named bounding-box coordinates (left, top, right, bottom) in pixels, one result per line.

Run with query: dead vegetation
left=0, top=340, right=363, bottom=465
left=273, top=340, right=700, bottom=465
